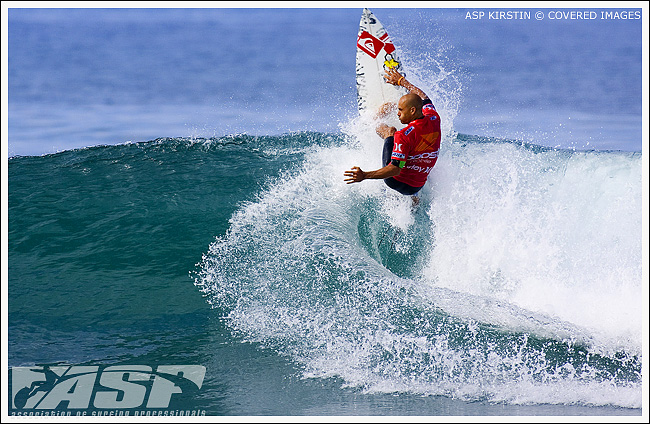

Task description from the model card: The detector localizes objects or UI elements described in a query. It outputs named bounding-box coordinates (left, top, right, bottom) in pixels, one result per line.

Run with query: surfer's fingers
left=385, top=67, right=401, bottom=77
left=343, top=167, right=362, bottom=182
left=383, top=69, right=402, bottom=85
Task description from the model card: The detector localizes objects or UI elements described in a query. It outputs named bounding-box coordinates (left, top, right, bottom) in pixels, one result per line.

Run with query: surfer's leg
left=382, top=136, right=395, bottom=166
left=385, top=177, right=422, bottom=196
left=382, top=135, right=424, bottom=198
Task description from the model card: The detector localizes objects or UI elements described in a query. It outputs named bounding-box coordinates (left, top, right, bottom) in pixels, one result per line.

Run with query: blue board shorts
left=382, top=136, right=423, bottom=196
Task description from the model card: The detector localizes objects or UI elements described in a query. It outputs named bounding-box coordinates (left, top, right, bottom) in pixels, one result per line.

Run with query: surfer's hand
left=376, top=124, right=397, bottom=139
left=384, top=68, right=404, bottom=86
left=384, top=68, right=429, bottom=102
left=344, top=166, right=366, bottom=184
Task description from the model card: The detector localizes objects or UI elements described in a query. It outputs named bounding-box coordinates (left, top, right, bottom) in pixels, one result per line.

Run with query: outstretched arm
left=344, top=163, right=402, bottom=184
left=384, top=68, right=429, bottom=101
left=343, top=123, right=399, bottom=184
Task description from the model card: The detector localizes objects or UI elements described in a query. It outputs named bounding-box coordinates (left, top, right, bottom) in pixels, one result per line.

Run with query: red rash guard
left=390, top=100, right=441, bottom=188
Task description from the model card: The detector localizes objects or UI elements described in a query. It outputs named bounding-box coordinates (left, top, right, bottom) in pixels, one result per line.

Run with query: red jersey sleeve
left=422, top=98, right=436, bottom=117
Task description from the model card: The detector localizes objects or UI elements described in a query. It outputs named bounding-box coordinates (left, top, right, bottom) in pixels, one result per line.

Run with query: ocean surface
left=5, top=7, right=645, bottom=417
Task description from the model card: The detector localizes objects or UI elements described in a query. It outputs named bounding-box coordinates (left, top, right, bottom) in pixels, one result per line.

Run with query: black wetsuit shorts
left=382, top=136, right=423, bottom=196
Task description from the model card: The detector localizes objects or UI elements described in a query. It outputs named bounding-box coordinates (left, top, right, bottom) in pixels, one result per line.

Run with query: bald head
left=400, top=93, right=423, bottom=110
left=397, top=93, right=424, bottom=124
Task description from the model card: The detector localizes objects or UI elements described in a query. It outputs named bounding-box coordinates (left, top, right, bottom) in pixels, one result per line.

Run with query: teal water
left=8, top=133, right=642, bottom=415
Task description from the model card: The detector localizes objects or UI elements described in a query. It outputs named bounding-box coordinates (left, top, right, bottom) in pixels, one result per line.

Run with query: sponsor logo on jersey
left=404, top=126, right=414, bottom=136
left=405, top=164, right=434, bottom=174
left=409, top=150, right=439, bottom=160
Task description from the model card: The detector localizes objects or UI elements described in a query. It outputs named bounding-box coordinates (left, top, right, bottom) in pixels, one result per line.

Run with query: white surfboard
left=356, top=8, right=407, bottom=114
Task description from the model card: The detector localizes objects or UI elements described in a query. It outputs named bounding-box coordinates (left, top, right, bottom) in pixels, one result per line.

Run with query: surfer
left=344, top=68, right=441, bottom=199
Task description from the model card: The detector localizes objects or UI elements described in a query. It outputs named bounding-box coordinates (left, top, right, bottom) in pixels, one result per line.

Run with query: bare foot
left=411, top=196, right=420, bottom=208
left=375, top=102, right=396, bottom=119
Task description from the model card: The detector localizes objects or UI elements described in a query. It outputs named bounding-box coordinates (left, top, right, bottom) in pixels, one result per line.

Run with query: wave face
left=8, top=132, right=643, bottom=409
left=193, top=130, right=643, bottom=408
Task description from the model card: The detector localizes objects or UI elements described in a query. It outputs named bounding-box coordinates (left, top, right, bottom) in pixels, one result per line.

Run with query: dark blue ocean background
left=6, top=7, right=644, bottom=416
left=7, top=7, right=643, bottom=156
